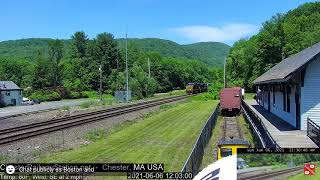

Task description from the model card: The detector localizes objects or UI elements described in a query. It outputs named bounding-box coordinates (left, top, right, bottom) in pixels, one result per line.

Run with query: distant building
left=0, top=81, right=23, bottom=106
left=253, top=42, right=320, bottom=130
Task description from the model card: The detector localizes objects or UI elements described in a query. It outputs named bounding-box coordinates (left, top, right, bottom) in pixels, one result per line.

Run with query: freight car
left=186, top=83, right=208, bottom=94
left=220, top=87, right=242, bottom=116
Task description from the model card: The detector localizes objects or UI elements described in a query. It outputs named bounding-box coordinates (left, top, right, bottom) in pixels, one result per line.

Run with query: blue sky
left=0, top=0, right=316, bottom=45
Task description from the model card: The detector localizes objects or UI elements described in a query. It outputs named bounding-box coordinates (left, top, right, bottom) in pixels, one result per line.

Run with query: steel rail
left=238, top=167, right=301, bottom=180
left=0, top=94, right=188, bottom=136
left=0, top=94, right=191, bottom=145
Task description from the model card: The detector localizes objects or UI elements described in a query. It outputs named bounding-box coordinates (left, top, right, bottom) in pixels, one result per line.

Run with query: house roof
left=253, top=42, right=320, bottom=84
left=0, top=81, right=22, bottom=90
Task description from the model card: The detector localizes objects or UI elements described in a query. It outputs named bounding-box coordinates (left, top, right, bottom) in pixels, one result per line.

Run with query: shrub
left=80, top=101, right=95, bottom=108
left=29, top=90, right=62, bottom=101
left=85, top=129, right=106, bottom=142
left=83, top=91, right=98, bottom=98
left=61, top=106, right=70, bottom=111
left=69, top=91, right=81, bottom=99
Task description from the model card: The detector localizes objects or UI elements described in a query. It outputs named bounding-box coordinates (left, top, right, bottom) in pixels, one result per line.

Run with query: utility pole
left=147, top=58, right=151, bottom=97
left=125, top=29, right=129, bottom=101
left=116, top=46, right=119, bottom=91
left=148, top=58, right=151, bottom=78
left=99, top=63, right=103, bottom=101
left=224, top=57, right=227, bottom=88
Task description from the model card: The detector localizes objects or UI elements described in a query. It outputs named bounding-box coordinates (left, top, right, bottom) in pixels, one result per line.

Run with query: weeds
left=85, top=129, right=106, bottom=142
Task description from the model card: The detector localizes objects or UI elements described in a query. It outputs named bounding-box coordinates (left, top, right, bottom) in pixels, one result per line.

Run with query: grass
left=80, top=101, right=95, bottom=108
left=200, top=115, right=223, bottom=169
left=61, top=106, right=70, bottom=111
left=200, top=114, right=255, bottom=170
left=245, top=93, right=255, bottom=100
left=40, top=99, right=218, bottom=173
left=238, top=114, right=255, bottom=147
left=288, top=162, right=320, bottom=180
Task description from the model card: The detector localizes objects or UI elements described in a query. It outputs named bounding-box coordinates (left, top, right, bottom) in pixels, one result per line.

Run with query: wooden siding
left=301, top=56, right=320, bottom=130
left=270, top=88, right=296, bottom=127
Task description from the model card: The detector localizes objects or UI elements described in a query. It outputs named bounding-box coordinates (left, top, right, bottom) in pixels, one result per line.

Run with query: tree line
left=0, top=31, right=223, bottom=101
left=227, top=2, right=320, bottom=91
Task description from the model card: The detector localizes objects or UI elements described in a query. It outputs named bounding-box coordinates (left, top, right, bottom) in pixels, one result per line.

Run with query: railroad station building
left=0, top=81, right=23, bottom=106
left=254, top=42, right=320, bottom=130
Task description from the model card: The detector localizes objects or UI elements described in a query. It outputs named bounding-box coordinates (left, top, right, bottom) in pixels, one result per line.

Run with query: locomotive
left=186, top=83, right=208, bottom=94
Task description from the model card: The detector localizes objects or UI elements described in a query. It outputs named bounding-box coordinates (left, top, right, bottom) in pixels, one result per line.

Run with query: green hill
left=0, top=38, right=230, bottom=66
left=117, top=38, right=230, bottom=66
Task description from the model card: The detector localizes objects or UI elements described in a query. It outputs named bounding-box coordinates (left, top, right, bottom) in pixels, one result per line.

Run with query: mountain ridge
left=0, top=37, right=230, bottom=67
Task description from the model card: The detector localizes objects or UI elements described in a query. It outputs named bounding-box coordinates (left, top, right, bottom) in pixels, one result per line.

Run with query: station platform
left=243, top=100, right=318, bottom=148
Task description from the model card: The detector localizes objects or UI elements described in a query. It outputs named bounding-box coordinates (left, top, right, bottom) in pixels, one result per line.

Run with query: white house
left=254, top=42, right=320, bottom=130
left=0, top=81, right=23, bottom=106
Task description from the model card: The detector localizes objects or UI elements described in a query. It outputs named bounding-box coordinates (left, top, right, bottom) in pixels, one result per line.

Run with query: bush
left=80, top=101, right=95, bottom=108
left=83, top=91, right=98, bottom=98
left=69, top=91, right=81, bottom=99
left=29, top=90, right=62, bottom=101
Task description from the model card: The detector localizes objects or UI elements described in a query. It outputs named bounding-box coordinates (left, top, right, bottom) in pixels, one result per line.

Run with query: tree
left=33, top=52, right=50, bottom=89
left=70, top=31, right=88, bottom=59
left=48, top=39, right=64, bottom=87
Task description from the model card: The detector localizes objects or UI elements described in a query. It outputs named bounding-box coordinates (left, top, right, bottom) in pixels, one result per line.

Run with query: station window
left=287, top=90, right=290, bottom=113
left=283, top=91, right=286, bottom=111
left=273, top=90, right=275, bottom=107
left=6, top=91, right=10, bottom=96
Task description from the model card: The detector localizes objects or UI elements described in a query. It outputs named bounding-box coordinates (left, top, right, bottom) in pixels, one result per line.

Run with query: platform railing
left=241, top=100, right=280, bottom=148
left=180, top=103, right=220, bottom=176
left=307, top=117, right=320, bottom=147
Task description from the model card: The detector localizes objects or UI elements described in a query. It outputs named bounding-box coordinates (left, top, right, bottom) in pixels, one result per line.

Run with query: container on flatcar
left=220, top=87, right=242, bottom=115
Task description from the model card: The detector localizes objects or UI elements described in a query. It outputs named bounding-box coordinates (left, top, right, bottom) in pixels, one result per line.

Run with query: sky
left=0, top=0, right=316, bottom=45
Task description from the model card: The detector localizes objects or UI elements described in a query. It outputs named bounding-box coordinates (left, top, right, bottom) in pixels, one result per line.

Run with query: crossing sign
left=304, top=163, right=316, bottom=175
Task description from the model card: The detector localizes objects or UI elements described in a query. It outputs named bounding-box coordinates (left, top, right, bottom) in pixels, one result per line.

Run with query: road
left=0, top=98, right=94, bottom=117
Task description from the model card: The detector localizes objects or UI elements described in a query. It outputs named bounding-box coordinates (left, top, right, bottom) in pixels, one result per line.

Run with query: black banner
left=238, top=148, right=320, bottom=154
left=0, top=163, right=164, bottom=174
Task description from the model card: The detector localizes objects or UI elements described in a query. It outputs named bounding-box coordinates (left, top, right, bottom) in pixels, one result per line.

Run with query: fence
left=241, top=100, right=280, bottom=148
left=180, top=103, right=220, bottom=175
left=114, top=90, right=132, bottom=102
left=307, top=117, right=320, bottom=147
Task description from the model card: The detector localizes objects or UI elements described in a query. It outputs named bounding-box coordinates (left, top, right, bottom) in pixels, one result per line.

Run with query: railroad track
left=222, top=116, right=243, bottom=140
left=0, top=94, right=191, bottom=146
left=238, top=166, right=302, bottom=180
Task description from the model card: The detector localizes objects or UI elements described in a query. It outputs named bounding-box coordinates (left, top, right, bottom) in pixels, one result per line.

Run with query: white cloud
left=171, top=23, right=259, bottom=43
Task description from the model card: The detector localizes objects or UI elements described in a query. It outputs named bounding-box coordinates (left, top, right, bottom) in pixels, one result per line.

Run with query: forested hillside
left=117, top=38, right=230, bottom=66
left=0, top=38, right=230, bottom=67
left=0, top=32, right=224, bottom=102
left=227, top=2, right=320, bottom=91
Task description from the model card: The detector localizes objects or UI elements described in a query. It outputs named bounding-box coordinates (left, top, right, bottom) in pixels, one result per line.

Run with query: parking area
left=0, top=98, right=94, bottom=117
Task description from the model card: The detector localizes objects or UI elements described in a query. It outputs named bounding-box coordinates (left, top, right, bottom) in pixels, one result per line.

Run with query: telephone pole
left=224, top=57, right=227, bottom=88
left=99, top=63, right=103, bottom=101
left=125, top=29, right=129, bottom=101
left=148, top=58, right=151, bottom=78
left=116, top=46, right=119, bottom=91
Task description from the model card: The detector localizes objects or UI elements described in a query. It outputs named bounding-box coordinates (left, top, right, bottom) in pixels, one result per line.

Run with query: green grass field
left=41, top=99, right=218, bottom=172
left=245, top=93, right=255, bottom=100
left=288, top=162, right=320, bottom=180
left=200, top=115, right=223, bottom=169
left=238, top=115, right=255, bottom=147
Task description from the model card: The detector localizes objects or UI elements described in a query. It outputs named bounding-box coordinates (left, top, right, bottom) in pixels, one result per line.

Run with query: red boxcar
left=220, top=87, right=242, bottom=115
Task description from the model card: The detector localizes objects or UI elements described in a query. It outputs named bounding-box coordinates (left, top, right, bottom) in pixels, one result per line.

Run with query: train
left=220, top=87, right=242, bottom=116
left=186, top=83, right=208, bottom=94
left=217, top=87, right=250, bottom=160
